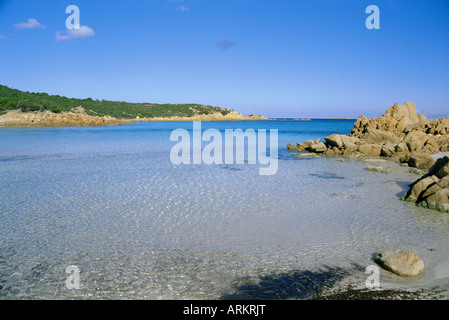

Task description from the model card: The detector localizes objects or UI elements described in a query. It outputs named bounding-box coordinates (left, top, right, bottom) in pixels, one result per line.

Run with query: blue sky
left=1, top=0, right=448, bottom=118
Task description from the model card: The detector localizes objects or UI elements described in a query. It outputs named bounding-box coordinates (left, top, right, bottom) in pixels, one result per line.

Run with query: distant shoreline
left=0, top=109, right=271, bottom=127
left=323, top=117, right=356, bottom=120
left=0, top=109, right=360, bottom=128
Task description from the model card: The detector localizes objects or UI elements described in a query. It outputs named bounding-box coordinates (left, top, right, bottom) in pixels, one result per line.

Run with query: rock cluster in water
left=287, top=102, right=449, bottom=170
left=401, top=156, right=449, bottom=213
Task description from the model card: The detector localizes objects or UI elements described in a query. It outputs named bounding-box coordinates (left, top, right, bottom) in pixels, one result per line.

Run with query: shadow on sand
left=219, top=263, right=435, bottom=300
left=220, top=265, right=363, bottom=300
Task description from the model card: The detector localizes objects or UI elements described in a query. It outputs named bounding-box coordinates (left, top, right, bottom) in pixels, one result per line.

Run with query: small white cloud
left=216, top=40, right=236, bottom=50
left=14, top=18, right=44, bottom=30
left=0, top=34, right=8, bottom=39
left=56, top=25, right=95, bottom=41
left=176, top=5, right=189, bottom=11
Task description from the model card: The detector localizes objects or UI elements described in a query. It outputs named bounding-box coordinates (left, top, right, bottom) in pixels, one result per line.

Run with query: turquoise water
left=1, top=120, right=449, bottom=299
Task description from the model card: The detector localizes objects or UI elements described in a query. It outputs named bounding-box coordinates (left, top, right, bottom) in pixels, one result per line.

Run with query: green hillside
left=0, top=84, right=232, bottom=119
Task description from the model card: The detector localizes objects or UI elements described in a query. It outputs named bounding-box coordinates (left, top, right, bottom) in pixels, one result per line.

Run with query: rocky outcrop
left=351, top=102, right=421, bottom=137
left=374, top=249, right=424, bottom=277
left=0, top=109, right=269, bottom=127
left=0, top=109, right=126, bottom=127
left=350, top=102, right=449, bottom=158
left=401, top=156, right=449, bottom=212
left=133, top=110, right=268, bottom=122
left=287, top=102, right=449, bottom=169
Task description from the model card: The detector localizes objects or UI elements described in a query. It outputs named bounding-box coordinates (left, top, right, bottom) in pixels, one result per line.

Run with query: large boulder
left=421, top=176, right=449, bottom=198
left=403, top=131, right=426, bottom=152
left=357, top=143, right=382, bottom=156
left=381, top=143, right=396, bottom=157
left=374, top=249, right=424, bottom=277
left=359, top=130, right=399, bottom=145
left=287, top=143, right=308, bottom=151
left=324, top=134, right=359, bottom=149
left=304, top=140, right=316, bottom=147
left=407, top=152, right=436, bottom=170
left=309, top=142, right=328, bottom=153
left=297, top=142, right=309, bottom=150
left=324, top=134, right=344, bottom=149
left=395, top=142, right=408, bottom=153
left=402, top=175, right=440, bottom=202
left=424, top=188, right=449, bottom=212
left=422, top=135, right=440, bottom=154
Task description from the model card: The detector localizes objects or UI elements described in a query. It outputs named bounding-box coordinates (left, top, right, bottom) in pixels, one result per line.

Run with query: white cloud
left=14, top=18, right=44, bottom=30
left=176, top=5, right=189, bottom=11
left=0, top=34, right=8, bottom=40
left=56, top=25, right=95, bottom=41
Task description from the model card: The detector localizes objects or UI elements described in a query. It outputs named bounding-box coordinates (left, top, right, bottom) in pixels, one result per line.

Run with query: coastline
left=0, top=109, right=271, bottom=127
left=0, top=109, right=330, bottom=128
left=131, top=110, right=269, bottom=122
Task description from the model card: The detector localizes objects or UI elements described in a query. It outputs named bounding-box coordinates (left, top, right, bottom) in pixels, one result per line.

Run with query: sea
left=1, top=119, right=449, bottom=299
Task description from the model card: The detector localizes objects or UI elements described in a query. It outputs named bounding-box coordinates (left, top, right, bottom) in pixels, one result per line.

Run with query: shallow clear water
left=1, top=120, right=449, bottom=299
